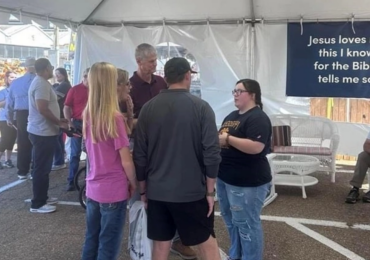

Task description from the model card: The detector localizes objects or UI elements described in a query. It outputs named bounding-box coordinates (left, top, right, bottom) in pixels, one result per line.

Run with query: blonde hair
left=117, top=68, right=129, bottom=85
left=83, top=62, right=120, bottom=143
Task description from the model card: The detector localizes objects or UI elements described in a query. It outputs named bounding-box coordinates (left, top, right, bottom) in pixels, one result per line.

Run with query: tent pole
left=250, top=0, right=256, bottom=21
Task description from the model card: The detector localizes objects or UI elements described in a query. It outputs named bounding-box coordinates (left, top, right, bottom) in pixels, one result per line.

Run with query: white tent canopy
left=1, top=0, right=370, bottom=26
left=1, top=0, right=370, bottom=157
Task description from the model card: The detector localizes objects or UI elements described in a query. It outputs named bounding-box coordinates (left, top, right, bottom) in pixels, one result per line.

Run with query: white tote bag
left=128, top=201, right=153, bottom=260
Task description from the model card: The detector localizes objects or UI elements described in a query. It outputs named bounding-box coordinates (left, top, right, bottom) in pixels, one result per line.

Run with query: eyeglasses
left=232, top=89, right=249, bottom=96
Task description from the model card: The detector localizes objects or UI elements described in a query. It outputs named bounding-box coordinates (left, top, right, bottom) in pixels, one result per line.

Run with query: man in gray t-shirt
left=27, top=58, right=69, bottom=214
left=28, top=75, right=60, bottom=136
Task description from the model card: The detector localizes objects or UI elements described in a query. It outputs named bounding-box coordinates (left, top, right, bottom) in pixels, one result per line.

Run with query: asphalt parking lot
left=0, top=162, right=369, bottom=260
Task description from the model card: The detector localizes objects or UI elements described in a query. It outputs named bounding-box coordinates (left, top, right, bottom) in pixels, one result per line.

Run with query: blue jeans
left=68, top=120, right=82, bottom=184
left=82, top=198, right=127, bottom=260
left=217, top=179, right=270, bottom=260
left=53, top=130, right=65, bottom=166
left=29, top=133, right=57, bottom=208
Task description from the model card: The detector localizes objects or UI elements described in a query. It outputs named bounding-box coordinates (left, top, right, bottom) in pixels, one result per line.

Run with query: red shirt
left=64, top=83, right=88, bottom=120
left=130, top=72, right=167, bottom=118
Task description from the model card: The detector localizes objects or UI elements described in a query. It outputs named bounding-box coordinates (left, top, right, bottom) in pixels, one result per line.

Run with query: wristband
left=140, top=192, right=146, bottom=196
left=206, top=190, right=215, bottom=197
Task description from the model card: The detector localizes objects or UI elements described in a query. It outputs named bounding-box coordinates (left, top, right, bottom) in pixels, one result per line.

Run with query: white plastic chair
left=264, top=153, right=278, bottom=207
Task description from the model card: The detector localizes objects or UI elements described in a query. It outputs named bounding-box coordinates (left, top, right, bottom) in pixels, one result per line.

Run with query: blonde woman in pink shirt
left=81, top=62, right=136, bottom=260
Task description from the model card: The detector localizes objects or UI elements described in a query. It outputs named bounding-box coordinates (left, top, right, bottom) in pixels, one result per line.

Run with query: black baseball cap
left=164, top=57, right=197, bottom=79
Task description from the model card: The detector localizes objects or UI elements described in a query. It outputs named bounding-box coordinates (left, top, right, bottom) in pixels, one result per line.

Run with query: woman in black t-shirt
left=217, top=79, right=272, bottom=260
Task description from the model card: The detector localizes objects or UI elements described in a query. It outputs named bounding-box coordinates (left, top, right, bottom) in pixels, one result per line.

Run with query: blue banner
left=287, top=22, right=370, bottom=98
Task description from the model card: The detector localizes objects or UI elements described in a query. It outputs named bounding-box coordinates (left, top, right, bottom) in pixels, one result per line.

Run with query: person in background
left=0, top=71, right=17, bottom=169
left=117, top=68, right=134, bottom=135
left=6, top=57, right=36, bottom=179
left=345, top=133, right=370, bottom=203
left=63, top=68, right=89, bottom=191
left=0, top=71, right=16, bottom=91
left=217, top=79, right=272, bottom=260
left=51, top=68, right=71, bottom=171
left=81, top=62, right=136, bottom=260
left=28, top=58, right=69, bottom=213
left=134, top=57, right=221, bottom=260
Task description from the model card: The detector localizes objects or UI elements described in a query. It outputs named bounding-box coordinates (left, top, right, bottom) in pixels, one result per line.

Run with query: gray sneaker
left=47, top=197, right=58, bottom=205
left=30, top=204, right=56, bottom=213
left=51, top=164, right=67, bottom=171
left=18, top=174, right=28, bottom=180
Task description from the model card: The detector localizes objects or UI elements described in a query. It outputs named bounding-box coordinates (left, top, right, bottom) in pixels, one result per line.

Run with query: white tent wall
left=254, top=23, right=310, bottom=116
left=74, top=24, right=252, bottom=124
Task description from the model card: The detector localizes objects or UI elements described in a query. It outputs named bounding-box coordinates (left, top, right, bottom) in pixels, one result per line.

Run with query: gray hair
left=135, top=43, right=156, bottom=61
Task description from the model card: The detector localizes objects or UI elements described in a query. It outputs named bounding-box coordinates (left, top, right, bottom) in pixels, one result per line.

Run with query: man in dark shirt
left=134, top=57, right=222, bottom=260
left=129, top=43, right=195, bottom=259
left=129, top=43, right=167, bottom=123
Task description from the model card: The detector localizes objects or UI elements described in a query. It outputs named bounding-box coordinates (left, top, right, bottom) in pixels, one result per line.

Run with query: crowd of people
left=15, top=41, right=370, bottom=260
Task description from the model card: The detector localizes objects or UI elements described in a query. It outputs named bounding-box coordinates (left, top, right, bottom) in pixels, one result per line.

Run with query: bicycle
left=73, top=166, right=86, bottom=191
left=79, top=183, right=87, bottom=209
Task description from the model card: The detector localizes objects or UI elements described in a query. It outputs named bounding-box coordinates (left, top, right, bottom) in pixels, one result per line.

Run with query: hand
left=141, top=193, right=148, bottom=209
left=206, top=195, right=215, bottom=217
left=126, top=96, right=134, bottom=118
left=128, top=183, right=137, bottom=199
left=7, top=121, right=13, bottom=127
left=58, top=120, right=69, bottom=129
left=219, top=132, right=228, bottom=147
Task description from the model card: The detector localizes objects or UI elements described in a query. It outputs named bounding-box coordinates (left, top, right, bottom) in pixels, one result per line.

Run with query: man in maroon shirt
left=63, top=68, right=89, bottom=191
left=130, top=44, right=196, bottom=259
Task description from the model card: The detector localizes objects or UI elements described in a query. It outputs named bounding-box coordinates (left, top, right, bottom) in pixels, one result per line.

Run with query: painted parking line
left=287, top=221, right=365, bottom=260
left=24, top=199, right=80, bottom=206
left=23, top=199, right=370, bottom=232
left=0, top=179, right=26, bottom=194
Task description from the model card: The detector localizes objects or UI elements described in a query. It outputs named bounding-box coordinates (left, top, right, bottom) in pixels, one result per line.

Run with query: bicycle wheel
left=79, top=183, right=87, bottom=210
left=74, top=166, right=86, bottom=191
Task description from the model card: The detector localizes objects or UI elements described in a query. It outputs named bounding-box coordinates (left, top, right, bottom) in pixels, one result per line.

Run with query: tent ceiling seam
left=83, top=0, right=108, bottom=24
left=0, top=6, right=78, bottom=26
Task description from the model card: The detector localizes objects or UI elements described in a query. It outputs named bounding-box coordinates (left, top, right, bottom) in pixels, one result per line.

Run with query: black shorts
left=147, top=198, right=215, bottom=246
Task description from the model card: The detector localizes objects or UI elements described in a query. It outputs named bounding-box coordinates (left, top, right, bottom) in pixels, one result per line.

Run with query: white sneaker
left=18, top=174, right=28, bottom=180
left=47, top=197, right=58, bottom=205
left=30, top=204, right=56, bottom=213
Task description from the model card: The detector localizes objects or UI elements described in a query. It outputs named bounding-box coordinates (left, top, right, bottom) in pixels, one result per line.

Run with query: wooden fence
left=310, top=98, right=370, bottom=161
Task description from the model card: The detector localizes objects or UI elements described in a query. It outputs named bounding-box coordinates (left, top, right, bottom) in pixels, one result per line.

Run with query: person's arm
left=119, top=147, right=136, bottom=186
left=114, top=114, right=136, bottom=196
left=227, top=135, right=265, bottom=154
left=36, top=99, right=63, bottom=125
left=0, top=92, right=6, bottom=108
left=220, top=115, right=270, bottom=155
left=201, top=103, right=221, bottom=217
left=35, top=85, right=67, bottom=128
left=125, top=95, right=134, bottom=132
left=63, top=105, right=73, bottom=126
left=6, top=87, right=15, bottom=125
left=63, top=88, right=74, bottom=127
left=363, top=139, right=370, bottom=153
left=133, top=107, right=148, bottom=196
